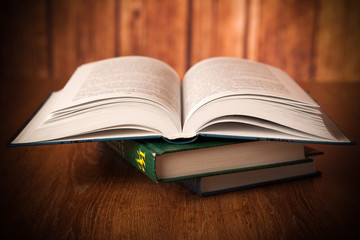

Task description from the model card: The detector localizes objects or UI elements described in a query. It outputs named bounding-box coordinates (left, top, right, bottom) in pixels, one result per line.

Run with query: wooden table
left=1, top=82, right=359, bottom=239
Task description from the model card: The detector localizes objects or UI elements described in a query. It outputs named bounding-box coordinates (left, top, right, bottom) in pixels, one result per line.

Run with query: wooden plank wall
left=1, top=0, right=359, bottom=89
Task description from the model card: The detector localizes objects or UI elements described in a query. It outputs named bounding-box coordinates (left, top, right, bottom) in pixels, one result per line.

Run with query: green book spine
left=106, top=138, right=245, bottom=182
left=108, top=137, right=249, bottom=182
left=106, top=140, right=159, bottom=182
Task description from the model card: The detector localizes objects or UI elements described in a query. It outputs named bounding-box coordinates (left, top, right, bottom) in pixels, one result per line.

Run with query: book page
left=182, top=57, right=317, bottom=123
left=53, top=56, right=181, bottom=119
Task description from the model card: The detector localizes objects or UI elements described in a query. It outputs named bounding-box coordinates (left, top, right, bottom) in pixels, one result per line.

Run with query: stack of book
left=9, top=56, right=352, bottom=196
left=106, top=137, right=322, bottom=196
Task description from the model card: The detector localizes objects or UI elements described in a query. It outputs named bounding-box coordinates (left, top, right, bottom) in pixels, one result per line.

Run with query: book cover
left=106, top=137, right=309, bottom=183
left=105, top=137, right=246, bottom=182
left=180, top=159, right=321, bottom=196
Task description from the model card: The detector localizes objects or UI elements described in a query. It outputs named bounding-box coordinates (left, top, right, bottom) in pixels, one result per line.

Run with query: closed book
left=181, top=147, right=322, bottom=196
left=106, top=138, right=307, bottom=182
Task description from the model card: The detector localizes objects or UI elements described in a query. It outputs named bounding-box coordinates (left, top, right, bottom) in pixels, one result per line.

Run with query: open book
left=10, top=56, right=351, bottom=146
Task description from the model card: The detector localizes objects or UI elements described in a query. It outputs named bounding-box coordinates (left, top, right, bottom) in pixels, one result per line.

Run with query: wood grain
left=1, top=0, right=359, bottom=82
left=255, top=0, right=317, bottom=82
left=1, top=1, right=360, bottom=238
left=120, top=0, right=188, bottom=78
left=1, top=82, right=360, bottom=239
left=51, top=0, right=116, bottom=89
left=314, top=0, right=360, bottom=82
left=0, top=0, right=48, bottom=80
left=190, top=0, right=248, bottom=66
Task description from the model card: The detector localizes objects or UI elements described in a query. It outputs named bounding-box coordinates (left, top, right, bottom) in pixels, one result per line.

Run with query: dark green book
left=181, top=160, right=320, bottom=196
left=106, top=138, right=307, bottom=182
left=181, top=147, right=322, bottom=196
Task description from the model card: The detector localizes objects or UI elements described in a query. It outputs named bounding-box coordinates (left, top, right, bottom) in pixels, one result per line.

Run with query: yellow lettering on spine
left=136, top=149, right=146, bottom=172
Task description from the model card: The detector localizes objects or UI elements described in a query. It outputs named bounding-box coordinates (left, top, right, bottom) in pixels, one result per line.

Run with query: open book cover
left=9, top=56, right=352, bottom=146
